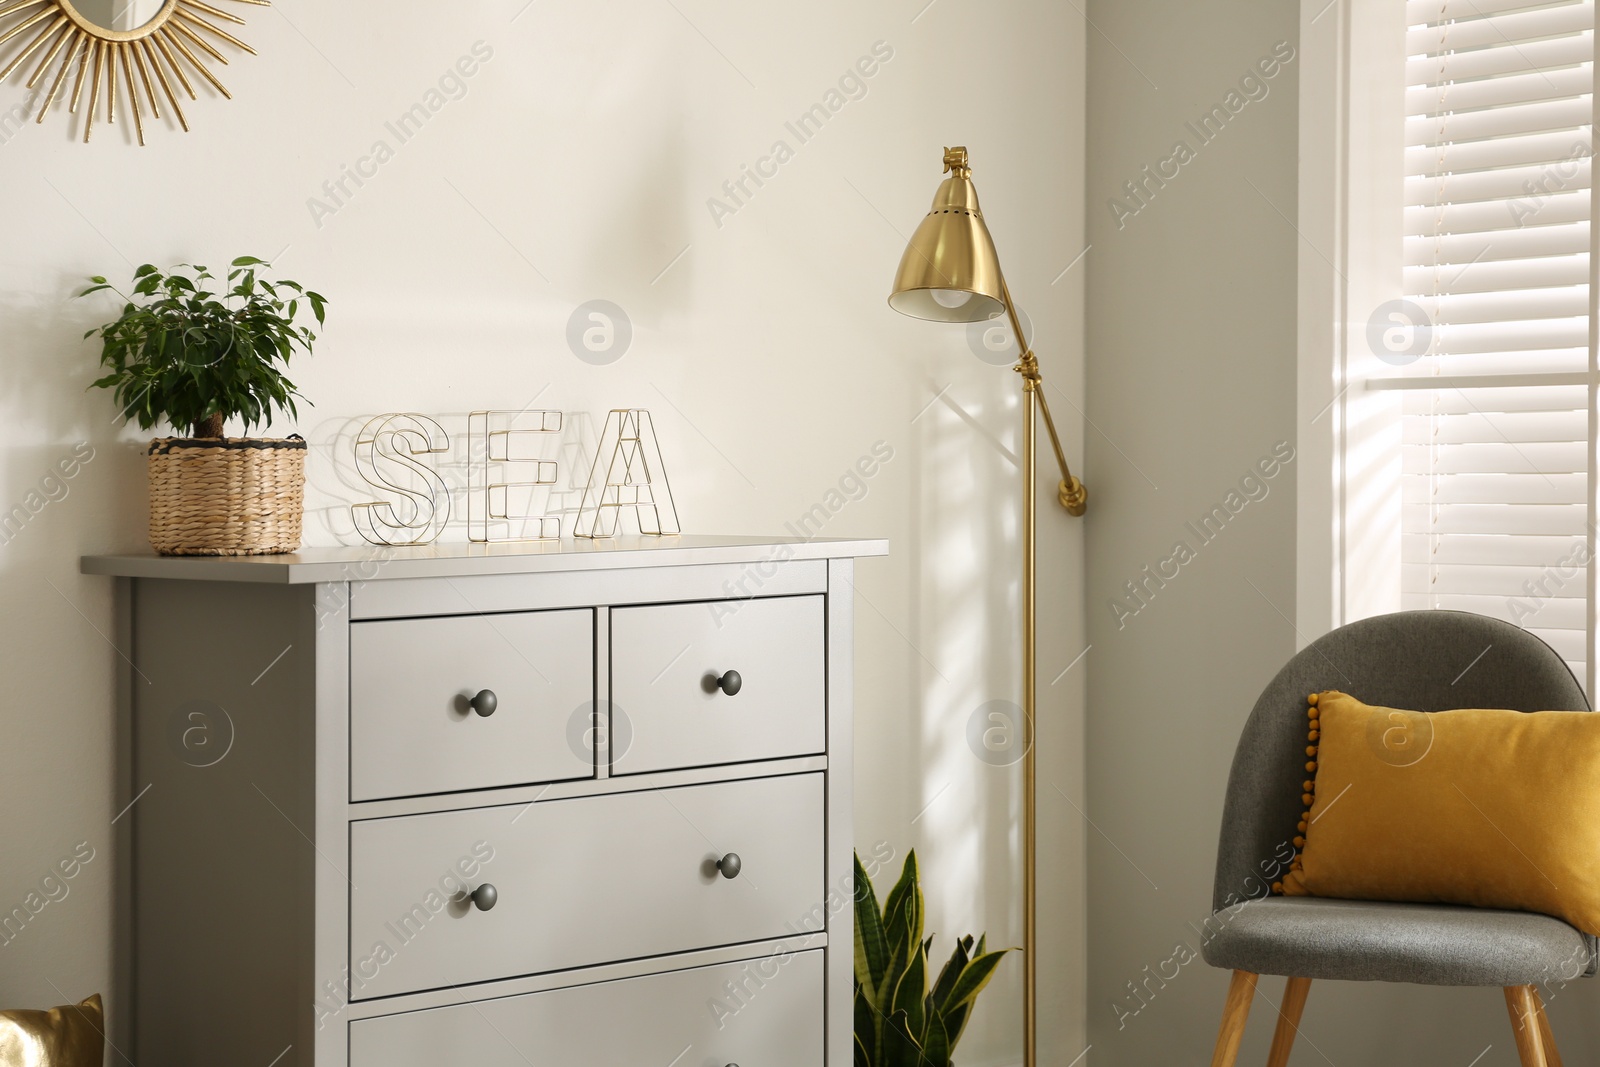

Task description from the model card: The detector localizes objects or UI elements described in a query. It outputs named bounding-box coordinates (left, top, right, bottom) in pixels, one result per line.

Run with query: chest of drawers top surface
left=82, top=533, right=888, bottom=583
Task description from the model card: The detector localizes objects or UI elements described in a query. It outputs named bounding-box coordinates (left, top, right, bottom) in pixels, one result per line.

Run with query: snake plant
left=853, top=850, right=1012, bottom=1067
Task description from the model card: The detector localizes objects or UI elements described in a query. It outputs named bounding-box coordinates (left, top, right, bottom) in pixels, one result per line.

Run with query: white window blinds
left=1400, top=0, right=1595, bottom=683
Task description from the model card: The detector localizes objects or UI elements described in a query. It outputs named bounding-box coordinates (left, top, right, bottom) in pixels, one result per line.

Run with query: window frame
left=1297, top=0, right=1600, bottom=694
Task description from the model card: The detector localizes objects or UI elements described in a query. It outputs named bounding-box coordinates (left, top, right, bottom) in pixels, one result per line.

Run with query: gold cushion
left=1281, top=692, right=1600, bottom=934
left=0, top=995, right=103, bottom=1067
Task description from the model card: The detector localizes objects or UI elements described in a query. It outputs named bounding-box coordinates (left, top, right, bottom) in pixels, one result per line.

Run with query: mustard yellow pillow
left=1280, top=691, right=1600, bottom=934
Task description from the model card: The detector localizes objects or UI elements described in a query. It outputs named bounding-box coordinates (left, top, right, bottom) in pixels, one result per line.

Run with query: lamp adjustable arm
left=1000, top=276, right=1087, bottom=516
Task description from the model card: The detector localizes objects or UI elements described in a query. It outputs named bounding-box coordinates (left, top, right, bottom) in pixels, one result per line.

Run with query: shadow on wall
left=0, top=274, right=148, bottom=570
left=0, top=271, right=108, bottom=439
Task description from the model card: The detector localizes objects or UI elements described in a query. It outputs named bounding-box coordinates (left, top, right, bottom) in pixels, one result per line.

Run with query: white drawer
left=350, top=950, right=824, bottom=1067
left=610, top=595, right=825, bottom=774
left=347, top=773, right=824, bottom=1000
left=349, top=609, right=595, bottom=801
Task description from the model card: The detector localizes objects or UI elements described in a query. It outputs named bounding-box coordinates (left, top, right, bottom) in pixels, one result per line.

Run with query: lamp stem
left=998, top=270, right=1080, bottom=1067
left=1023, top=380, right=1039, bottom=1067
left=999, top=276, right=1086, bottom=516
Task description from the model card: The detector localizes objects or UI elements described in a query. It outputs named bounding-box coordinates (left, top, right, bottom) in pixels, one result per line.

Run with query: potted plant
left=854, top=850, right=1013, bottom=1067
left=83, top=257, right=326, bottom=556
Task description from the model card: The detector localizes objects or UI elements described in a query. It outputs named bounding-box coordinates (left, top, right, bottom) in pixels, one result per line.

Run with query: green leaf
left=942, top=1002, right=970, bottom=1052
left=882, top=1009, right=922, bottom=1067
left=855, top=985, right=878, bottom=1066
left=854, top=1033, right=871, bottom=1067
left=921, top=1012, right=950, bottom=1067
left=929, top=935, right=970, bottom=1014
left=943, top=949, right=1012, bottom=1015
left=231, top=255, right=265, bottom=267
left=883, top=852, right=923, bottom=960
left=891, top=938, right=927, bottom=1039
left=133, top=264, right=157, bottom=278
left=854, top=852, right=889, bottom=999
left=883, top=852, right=916, bottom=934
left=877, top=930, right=910, bottom=1021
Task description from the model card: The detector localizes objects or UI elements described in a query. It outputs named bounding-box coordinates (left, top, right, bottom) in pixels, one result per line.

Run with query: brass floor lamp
left=888, top=145, right=1086, bottom=1067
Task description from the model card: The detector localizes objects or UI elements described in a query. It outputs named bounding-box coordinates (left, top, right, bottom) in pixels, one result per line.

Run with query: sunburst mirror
left=0, top=0, right=266, bottom=145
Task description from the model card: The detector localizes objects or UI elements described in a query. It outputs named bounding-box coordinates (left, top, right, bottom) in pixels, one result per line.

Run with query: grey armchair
left=1200, top=610, right=1593, bottom=1067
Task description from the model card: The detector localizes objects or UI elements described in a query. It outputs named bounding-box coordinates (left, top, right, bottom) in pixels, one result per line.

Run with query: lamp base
left=1058, top=476, right=1087, bottom=516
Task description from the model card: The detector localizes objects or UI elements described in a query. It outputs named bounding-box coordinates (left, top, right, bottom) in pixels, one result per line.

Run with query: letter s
left=872, top=40, right=894, bottom=61
left=352, top=416, right=450, bottom=546
left=472, top=40, right=494, bottom=62
left=473, top=839, right=495, bottom=864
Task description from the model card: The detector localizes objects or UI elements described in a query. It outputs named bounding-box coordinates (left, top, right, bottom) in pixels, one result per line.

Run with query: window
left=1305, top=0, right=1597, bottom=692
left=1390, top=0, right=1595, bottom=685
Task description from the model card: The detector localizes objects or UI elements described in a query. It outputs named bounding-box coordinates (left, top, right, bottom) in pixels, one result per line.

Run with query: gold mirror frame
left=0, top=0, right=267, bottom=144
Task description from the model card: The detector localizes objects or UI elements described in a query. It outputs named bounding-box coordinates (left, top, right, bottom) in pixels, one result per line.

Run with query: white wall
left=0, top=1, right=1085, bottom=1063
left=1084, top=1, right=1301, bottom=1063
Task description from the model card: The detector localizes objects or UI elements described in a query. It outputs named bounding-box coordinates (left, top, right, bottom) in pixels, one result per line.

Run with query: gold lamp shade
left=888, top=147, right=1006, bottom=323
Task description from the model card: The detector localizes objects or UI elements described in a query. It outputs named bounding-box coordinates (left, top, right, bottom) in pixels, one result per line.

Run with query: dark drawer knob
left=471, top=883, right=498, bottom=911
left=717, top=853, right=742, bottom=879
left=470, top=690, right=498, bottom=717
left=715, top=670, right=742, bottom=696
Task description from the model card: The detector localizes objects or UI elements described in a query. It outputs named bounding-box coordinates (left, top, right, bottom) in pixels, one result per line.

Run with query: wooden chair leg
left=1265, top=976, right=1312, bottom=1067
left=1533, top=989, right=1563, bottom=1067
left=1505, top=985, right=1548, bottom=1067
left=1209, top=970, right=1258, bottom=1067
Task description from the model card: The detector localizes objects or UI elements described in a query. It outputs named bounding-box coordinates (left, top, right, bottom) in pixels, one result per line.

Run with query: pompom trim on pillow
left=1273, top=691, right=1322, bottom=895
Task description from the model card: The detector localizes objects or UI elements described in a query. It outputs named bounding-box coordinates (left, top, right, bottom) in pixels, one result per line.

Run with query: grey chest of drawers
left=83, top=534, right=886, bottom=1067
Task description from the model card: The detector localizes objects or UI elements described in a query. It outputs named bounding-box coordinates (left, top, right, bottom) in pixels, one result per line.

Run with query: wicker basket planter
left=147, top=436, right=307, bottom=556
